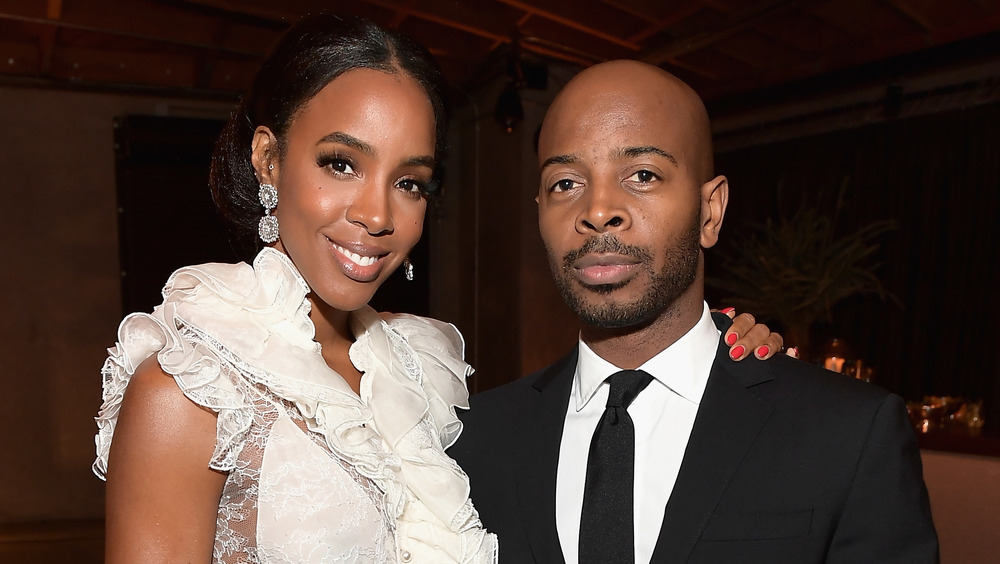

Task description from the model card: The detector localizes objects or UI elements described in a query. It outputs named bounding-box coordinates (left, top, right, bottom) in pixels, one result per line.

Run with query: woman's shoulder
left=127, top=355, right=189, bottom=399
left=377, top=311, right=467, bottom=361
left=95, top=265, right=265, bottom=479
left=155, top=248, right=306, bottom=313
left=119, top=356, right=220, bottom=443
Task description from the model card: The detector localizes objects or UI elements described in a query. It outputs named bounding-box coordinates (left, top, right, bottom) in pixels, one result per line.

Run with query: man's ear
left=700, top=175, right=728, bottom=249
left=251, top=126, right=278, bottom=184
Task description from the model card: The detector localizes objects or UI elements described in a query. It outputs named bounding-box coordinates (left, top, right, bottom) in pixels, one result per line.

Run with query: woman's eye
left=329, top=159, right=355, bottom=175
left=398, top=179, right=425, bottom=193
left=628, top=170, right=658, bottom=183
left=398, top=178, right=434, bottom=199
left=550, top=178, right=579, bottom=192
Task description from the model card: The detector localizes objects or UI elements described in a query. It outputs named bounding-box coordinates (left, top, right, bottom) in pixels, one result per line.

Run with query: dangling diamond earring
left=258, top=183, right=279, bottom=243
left=403, top=258, right=414, bottom=281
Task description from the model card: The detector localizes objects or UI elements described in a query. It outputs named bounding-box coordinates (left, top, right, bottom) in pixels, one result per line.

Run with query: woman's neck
left=307, top=294, right=365, bottom=395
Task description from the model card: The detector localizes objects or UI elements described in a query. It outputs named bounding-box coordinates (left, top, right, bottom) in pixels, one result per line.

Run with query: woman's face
left=254, top=68, right=436, bottom=313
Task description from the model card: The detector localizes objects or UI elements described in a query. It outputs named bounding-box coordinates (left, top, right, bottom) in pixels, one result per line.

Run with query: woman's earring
left=258, top=183, right=279, bottom=243
left=403, top=258, right=414, bottom=282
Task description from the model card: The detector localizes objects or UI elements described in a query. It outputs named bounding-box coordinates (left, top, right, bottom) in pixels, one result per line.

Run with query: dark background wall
left=0, top=86, right=232, bottom=527
left=709, top=100, right=1000, bottom=428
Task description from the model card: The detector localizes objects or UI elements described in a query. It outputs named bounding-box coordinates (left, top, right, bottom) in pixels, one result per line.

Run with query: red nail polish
left=725, top=332, right=737, bottom=346
left=757, top=345, right=769, bottom=358
left=730, top=345, right=745, bottom=359
left=720, top=307, right=735, bottom=314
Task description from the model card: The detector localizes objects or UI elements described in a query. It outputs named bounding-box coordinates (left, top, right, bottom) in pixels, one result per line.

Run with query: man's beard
left=547, top=217, right=701, bottom=330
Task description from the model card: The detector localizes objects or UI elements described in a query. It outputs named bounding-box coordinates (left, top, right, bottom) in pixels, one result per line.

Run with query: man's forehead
left=537, top=59, right=714, bottom=179
left=540, top=102, right=687, bottom=161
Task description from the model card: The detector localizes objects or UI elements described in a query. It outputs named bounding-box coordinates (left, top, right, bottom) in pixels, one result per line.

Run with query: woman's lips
left=328, top=239, right=387, bottom=282
left=333, top=244, right=378, bottom=266
left=572, top=253, right=640, bottom=286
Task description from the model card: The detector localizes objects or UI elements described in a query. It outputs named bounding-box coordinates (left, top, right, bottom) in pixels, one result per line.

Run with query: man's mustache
left=562, top=235, right=651, bottom=268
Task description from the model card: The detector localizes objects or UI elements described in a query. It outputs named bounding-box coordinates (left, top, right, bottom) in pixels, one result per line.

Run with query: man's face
left=536, top=67, right=720, bottom=329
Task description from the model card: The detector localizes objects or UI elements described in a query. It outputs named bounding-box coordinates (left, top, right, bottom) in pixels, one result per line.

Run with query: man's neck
left=581, top=293, right=704, bottom=370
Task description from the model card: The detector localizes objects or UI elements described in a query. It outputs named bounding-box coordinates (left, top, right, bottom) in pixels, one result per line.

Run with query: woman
left=93, top=13, right=780, bottom=564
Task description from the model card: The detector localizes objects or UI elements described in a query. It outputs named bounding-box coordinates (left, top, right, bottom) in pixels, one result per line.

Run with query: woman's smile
left=326, top=238, right=388, bottom=282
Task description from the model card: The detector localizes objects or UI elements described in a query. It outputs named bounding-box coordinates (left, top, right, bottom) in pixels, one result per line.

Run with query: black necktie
left=579, top=369, right=654, bottom=564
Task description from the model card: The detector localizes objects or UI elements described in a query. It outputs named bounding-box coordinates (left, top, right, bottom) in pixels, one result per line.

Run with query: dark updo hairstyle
left=209, top=13, right=448, bottom=259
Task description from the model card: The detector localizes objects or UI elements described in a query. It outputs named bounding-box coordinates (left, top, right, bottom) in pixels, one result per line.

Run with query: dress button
left=401, top=550, right=411, bottom=562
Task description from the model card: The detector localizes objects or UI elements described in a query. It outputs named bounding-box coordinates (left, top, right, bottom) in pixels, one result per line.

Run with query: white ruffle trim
left=93, top=247, right=497, bottom=564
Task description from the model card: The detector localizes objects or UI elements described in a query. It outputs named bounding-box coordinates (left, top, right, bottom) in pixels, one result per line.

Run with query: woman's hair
left=209, top=14, right=448, bottom=258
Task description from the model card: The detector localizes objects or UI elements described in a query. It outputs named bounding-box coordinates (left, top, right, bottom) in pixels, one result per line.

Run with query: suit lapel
left=650, top=338, right=774, bottom=564
left=513, top=350, right=576, bottom=564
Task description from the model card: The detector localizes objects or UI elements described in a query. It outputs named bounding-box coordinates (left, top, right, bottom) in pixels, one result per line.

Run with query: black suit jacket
left=450, top=314, right=938, bottom=563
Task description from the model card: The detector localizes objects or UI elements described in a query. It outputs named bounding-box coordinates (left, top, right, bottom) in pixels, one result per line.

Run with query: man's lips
left=572, top=253, right=641, bottom=285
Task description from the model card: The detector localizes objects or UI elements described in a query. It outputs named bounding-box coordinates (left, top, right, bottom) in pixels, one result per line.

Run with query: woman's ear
left=700, top=174, right=728, bottom=249
left=251, top=126, right=278, bottom=184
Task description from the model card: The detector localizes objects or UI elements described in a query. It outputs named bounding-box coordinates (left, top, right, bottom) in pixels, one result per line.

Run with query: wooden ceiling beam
left=363, top=0, right=512, bottom=43
left=495, top=0, right=642, bottom=50
left=661, top=55, right=720, bottom=80
left=520, top=41, right=597, bottom=67
left=884, top=0, right=935, bottom=32
left=517, top=17, right=635, bottom=62
left=628, top=3, right=705, bottom=44
left=599, top=0, right=659, bottom=24
left=38, top=0, right=62, bottom=75
left=641, top=0, right=811, bottom=64
left=968, top=0, right=999, bottom=13
left=0, top=12, right=264, bottom=57
left=168, top=0, right=309, bottom=26
left=384, top=0, right=420, bottom=28
left=698, top=0, right=737, bottom=13
left=195, top=16, right=233, bottom=90
left=707, top=9, right=1000, bottom=101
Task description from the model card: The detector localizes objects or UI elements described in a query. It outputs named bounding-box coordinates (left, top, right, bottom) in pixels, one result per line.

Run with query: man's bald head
left=538, top=60, right=715, bottom=184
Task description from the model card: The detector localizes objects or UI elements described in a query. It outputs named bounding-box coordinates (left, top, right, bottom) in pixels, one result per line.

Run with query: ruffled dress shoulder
left=94, top=247, right=497, bottom=563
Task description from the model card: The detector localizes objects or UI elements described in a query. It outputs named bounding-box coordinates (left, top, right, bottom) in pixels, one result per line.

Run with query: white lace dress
left=93, top=247, right=497, bottom=563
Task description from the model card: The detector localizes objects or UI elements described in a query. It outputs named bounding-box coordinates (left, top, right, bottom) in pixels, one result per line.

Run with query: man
left=449, top=60, right=937, bottom=564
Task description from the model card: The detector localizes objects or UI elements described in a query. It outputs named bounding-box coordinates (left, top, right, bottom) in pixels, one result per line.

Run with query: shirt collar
left=573, top=302, right=721, bottom=411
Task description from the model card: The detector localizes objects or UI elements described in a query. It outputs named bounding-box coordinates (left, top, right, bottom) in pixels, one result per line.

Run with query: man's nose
left=576, top=181, right=631, bottom=234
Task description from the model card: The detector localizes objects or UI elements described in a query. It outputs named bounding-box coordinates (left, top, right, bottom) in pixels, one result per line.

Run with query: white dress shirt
left=555, top=302, right=720, bottom=564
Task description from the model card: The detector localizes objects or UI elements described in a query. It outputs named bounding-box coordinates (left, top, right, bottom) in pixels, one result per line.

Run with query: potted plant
left=707, top=180, right=896, bottom=359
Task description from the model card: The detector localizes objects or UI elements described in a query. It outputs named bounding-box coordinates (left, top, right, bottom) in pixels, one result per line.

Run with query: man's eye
left=629, top=170, right=658, bottom=183
left=551, top=179, right=579, bottom=192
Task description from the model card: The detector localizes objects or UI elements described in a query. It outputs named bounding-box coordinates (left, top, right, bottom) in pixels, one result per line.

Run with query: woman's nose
left=346, top=183, right=394, bottom=235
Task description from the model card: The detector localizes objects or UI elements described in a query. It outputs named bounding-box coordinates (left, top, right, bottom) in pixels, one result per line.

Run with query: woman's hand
left=716, top=307, right=784, bottom=361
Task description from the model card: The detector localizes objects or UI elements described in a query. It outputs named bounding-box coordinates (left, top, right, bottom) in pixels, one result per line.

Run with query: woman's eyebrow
left=318, top=131, right=374, bottom=155
left=403, top=155, right=435, bottom=169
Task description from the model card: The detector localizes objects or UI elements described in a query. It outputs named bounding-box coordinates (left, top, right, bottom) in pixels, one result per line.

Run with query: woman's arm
left=104, top=357, right=227, bottom=563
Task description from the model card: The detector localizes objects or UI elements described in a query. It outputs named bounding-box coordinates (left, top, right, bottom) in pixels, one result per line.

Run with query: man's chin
left=568, top=295, right=659, bottom=330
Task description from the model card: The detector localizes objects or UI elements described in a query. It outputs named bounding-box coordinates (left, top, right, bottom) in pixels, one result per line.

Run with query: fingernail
left=725, top=332, right=737, bottom=346
left=786, top=347, right=799, bottom=359
left=730, top=345, right=745, bottom=359
left=756, top=345, right=769, bottom=358
left=719, top=307, right=735, bottom=314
